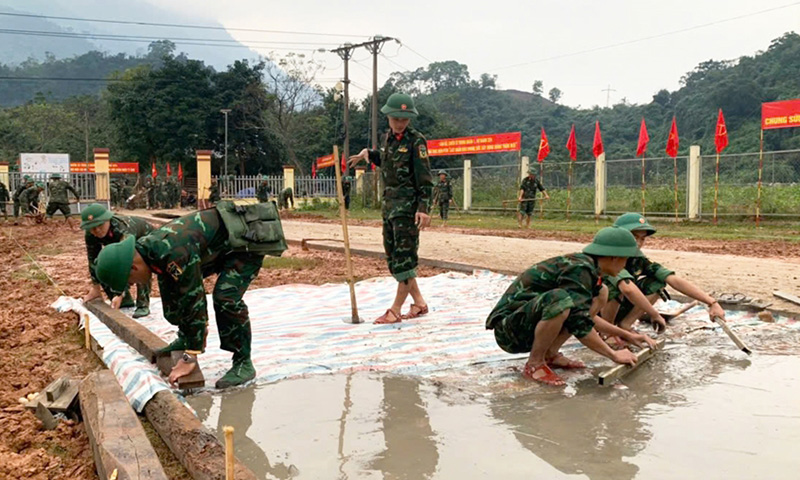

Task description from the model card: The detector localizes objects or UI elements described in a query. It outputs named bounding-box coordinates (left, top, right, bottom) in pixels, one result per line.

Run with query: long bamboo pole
left=566, top=161, right=573, bottom=220
left=333, top=145, right=362, bottom=324
left=641, top=153, right=647, bottom=215
left=713, top=152, right=720, bottom=225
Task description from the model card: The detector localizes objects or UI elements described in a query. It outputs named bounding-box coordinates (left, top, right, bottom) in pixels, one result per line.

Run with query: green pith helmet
left=51, top=173, right=61, bottom=180
left=528, top=165, right=538, bottom=174
left=380, top=93, right=418, bottom=118
left=438, top=169, right=447, bottom=177
left=614, top=212, right=657, bottom=236
left=261, top=175, right=268, bottom=181
left=35, top=182, right=44, bottom=188
left=80, top=203, right=114, bottom=230
left=582, top=227, right=643, bottom=257
left=23, top=175, right=31, bottom=181
left=96, top=235, right=136, bottom=293
left=26, top=178, right=34, bottom=185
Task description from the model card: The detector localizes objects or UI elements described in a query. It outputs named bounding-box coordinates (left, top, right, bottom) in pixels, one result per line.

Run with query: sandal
left=523, top=363, right=565, bottom=386
left=402, top=303, right=429, bottom=319
left=374, top=309, right=403, bottom=324
left=547, top=353, right=586, bottom=370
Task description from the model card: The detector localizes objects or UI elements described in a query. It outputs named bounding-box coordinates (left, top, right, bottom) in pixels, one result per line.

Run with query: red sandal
left=402, top=303, right=429, bottom=319
left=523, top=363, right=566, bottom=386
left=374, top=309, right=403, bottom=324
left=547, top=353, right=586, bottom=370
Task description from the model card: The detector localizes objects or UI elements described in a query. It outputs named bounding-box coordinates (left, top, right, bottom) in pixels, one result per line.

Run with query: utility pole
left=331, top=44, right=353, bottom=176
left=220, top=108, right=231, bottom=178
left=602, top=84, right=616, bottom=109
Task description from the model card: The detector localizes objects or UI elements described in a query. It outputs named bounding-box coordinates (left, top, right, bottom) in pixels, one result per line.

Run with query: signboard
left=427, top=132, right=522, bottom=157
left=315, top=153, right=336, bottom=168
left=70, top=162, right=140, bottom=173
left=20, top=153, right=70, bottom=173
left=762, top=99, right=800, bottom=130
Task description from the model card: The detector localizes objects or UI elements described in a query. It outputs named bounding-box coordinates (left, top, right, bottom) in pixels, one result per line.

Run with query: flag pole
left=539, top=161, right=545, bottom=219
left=641, top=153, right=646, bottom=216
left=673, top=155, right=679, bottom=221
left=756, top=128, right=764, bottom=227
left=713, top=152, right=720, bottom=225
left=566, top=161, right=573, bottom=220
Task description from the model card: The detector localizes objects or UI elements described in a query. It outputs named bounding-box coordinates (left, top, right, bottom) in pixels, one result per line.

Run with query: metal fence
left=295, top=176, right=337, bottom=198
left=212, top=175, right=283, bottom=199
left=2, top=172, right=103, bottom=216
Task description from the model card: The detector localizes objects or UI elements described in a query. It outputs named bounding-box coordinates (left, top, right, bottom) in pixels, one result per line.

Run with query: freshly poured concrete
left=187, top=348, right=800, bottom=480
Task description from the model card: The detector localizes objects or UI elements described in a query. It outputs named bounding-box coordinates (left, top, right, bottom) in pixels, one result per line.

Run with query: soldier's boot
left=157, top=334, right=190, bottom=355
left=132, top=307, right=150, bottom=318
left=120, top=290, right=136, bottom=309
left=215, top=356, right=256, bottom=389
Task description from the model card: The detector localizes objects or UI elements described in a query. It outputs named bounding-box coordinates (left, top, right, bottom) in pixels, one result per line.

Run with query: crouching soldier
left=601, top=213, right=726, bottom=334
left=95, top=201, right=287, bottom=388
left=81, top=203, right=154, bottom=318
left=485, top=227, right=659, bottom=386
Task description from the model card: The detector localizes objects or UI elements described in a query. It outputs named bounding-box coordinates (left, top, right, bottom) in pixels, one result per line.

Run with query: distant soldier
left=46, top=173, right=80, bottom=221
left=121, top=179, right=134, bottom=209
left=256, top=175, right=271, bottom=203
left=13, top=176, right=33, bottom=222
left=0, top=180, right=9, bottom=221
left=81, top=203, right=154, bottom=318
left=518, top=166, right=549, bottom=228
left=341, top=175, right=352, bottom=210
left=278, top=187, right=294, bottom=210
left=208, top=178, right=220, bottom=205
left=146, top=179, right=157, bottom=210
left=156, top=178, right=167, bottom=209
left=20, top=182, right=45, bottom=222
left=432, top=169, right=455, bottom=226
left=110, top=180, right=122, bottom=207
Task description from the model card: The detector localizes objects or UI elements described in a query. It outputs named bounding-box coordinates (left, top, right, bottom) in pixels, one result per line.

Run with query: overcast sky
left=150, top=0, right=800, bottom=108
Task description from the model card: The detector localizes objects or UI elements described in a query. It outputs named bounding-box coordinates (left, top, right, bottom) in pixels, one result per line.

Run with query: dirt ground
left=0, top=220, right=442, bottom=480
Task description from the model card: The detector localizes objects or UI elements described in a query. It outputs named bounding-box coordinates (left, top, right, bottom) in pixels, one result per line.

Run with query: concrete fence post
left=283, top=166, right=295, bottom=194
left=196, top=150, right=212, bottom=208
left=354, top=167, right=365, bottom=194
left=687, top=145, right=702, bottom=219
left=594, top=153, right=607, bottom=216
left=0, top=161, right=8, bottom=188
left=463, top=158, right=472, bottom=211
left=93, top=148, right=110, bottom=209
left=520, top=156, right=530, bottom=182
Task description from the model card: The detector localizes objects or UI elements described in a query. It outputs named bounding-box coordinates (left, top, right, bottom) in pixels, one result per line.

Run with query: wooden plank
left=25, top=379, right=80, bottom=413
left=143, top=390, right=258, bottom=480
left=598, top=338, right=666, bottom=386
left=86, top=300, right=205, bottom=389
left=45, top=378, right=68, bottom=402
left=79, top=370, right=169, bottom=480
left=714, top=316, right=753, bottom=355
left=773, top=291, right=800, bottom=306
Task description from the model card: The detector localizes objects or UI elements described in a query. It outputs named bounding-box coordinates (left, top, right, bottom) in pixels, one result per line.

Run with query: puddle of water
left=187, top=352, right=800, bottom=480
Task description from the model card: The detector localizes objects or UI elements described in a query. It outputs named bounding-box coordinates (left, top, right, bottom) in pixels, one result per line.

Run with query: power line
left=490, top=1, right=800, bottom=71
left=379, top=53, right=411, bottom=72
left=398, top=41, right=431, bottom=63
left=0, top=11, right=371, bottom=39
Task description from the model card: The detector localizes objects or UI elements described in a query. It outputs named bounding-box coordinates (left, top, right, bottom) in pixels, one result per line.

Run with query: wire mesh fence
left=605, top=155, right=689, bottom=216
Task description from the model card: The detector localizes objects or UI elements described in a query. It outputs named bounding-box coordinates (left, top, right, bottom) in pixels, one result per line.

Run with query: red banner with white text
left=70, top=162, right=140, bottom=173
left=762, top=99, right=800, bottom=130
left=427, top=132, right=521, bottom=156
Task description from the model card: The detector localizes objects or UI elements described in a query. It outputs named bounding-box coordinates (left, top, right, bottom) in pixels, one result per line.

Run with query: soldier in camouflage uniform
left=517, top=166, right=549, bottom=228
left=208, top=178, right=220, bottom=206
left=81, top=203, right=154, bottom=318
left=349, top=93, right=433, bottom=324
left=0, top=181, right=9, bottom=221
left=432, top=170, right=455, bottom=226
left=341, top=176, right=352, bottom=210
left=256, top=175, right=271, bottom=203
left=121, top=179, right=134, bottom=209
left=95, top=201, right=287, bottom=388
left=486, top=227, right=658, bottom=385
left=46, top=173, right=80, bottom=220
left=20, top=182, right=44, bottom=216
left=13, top=176, right=33, bottom=221
left=278, top=187, right=294, bottom=210
left=601, top=213, right=726, bottom=334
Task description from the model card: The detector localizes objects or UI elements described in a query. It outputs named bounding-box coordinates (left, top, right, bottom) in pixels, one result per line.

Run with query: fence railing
left=212, top=175, right=283, bottom=199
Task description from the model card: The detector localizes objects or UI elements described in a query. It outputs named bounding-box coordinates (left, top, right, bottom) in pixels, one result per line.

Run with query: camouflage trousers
left=13, top=201, right=20, bottom=217
left=199, top=252, right=263, bottom=361
left=102, top=279, right=151, bottom=310
left=518, top=198, right=536, bottom=216
left=490, top=289, right=575, bottom=354
left=438, top=200, right=449, bottom=220
left=382, top=216, right=419, bottom=282
left=46, top=202, right=71, bottom=218
left=613, top=276, right=668, bottom=325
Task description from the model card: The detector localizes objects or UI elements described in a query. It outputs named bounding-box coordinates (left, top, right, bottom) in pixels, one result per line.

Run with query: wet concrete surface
left=187, top=346, right=800, bottom=480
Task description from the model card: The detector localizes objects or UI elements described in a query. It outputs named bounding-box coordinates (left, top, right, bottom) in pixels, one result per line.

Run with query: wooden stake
left=84, top=313, right=91, bottom=350
left=224, top=426, right=235, bottom=480
left=714, top=316, right=752, bottom=355
left=333, top=145, right=362, bottom=324
left=598, top=337, right=665, bottom=385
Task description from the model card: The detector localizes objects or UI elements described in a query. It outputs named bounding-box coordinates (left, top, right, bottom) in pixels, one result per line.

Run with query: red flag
left=715, top=109, right=729, bottom=154
left=341, top=153, right=346, bottom=174
left=151, top=163, right=157, bottom=179
left=636, top=118, right=650, bottom=157
left=371, top=163, right=375, bottom=171
left=166, top=163, right=172, bottom=177
left=178, top=163, right=183, bottom=181
left=537, top=127, right=550, bottom=162
left=666, top=117, right=679, bottom=158
left=592, top=121, right=604, bottom=158
left=566, top=124, right=577, bottom=161
left=312, top=162, right=316, bottom=178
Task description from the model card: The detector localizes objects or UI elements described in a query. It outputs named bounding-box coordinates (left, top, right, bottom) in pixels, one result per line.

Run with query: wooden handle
left=84, top=313, right=91, bottom=350
left=713, top=316, right=752, bottom=355
left=224, top=426, right=235, bottom=480
left=598, top=337, right=666, bottom=385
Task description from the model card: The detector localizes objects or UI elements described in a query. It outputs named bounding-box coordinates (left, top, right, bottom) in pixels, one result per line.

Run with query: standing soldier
left=13, top=176, right=32, bottom=223
left=81, top=203, right=154, bottom=318
left=517, top=166, right=550, bottom=229
left=0, top=180, right=9, bottom=221
left=121, top=179, right=134, bottom=209
left=94, top=200, right=287, bottom=388
left=349, top=92, right=433, bottom=324
left=146, top=179, right=156, bottom=210
left=432, top=169, right=455, bottom=226
left=208, top=178, right=221, bottom=206
left=46, top=173, right=80, bottom=222
left=256, top=175, right=271, bottom=203
left=341, top=175, right=352, bottom=210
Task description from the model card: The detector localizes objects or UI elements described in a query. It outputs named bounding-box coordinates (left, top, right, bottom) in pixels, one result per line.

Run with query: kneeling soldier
left=486, top=227, right=658, bottom=386
left=95, top=201, right=287, bottom=388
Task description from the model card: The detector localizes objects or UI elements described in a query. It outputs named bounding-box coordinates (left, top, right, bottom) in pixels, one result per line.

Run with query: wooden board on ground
left=25, top=377, right=80, bottom=413
left=598, top=338, right=666, bottom=386
left=86, top=300, right=205, bottom=389
left=773, top=291, right=800, bottom=306
left=80, top=370, right=169, bottom=480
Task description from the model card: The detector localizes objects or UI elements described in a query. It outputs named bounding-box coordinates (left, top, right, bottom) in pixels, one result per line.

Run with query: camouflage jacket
left=519, top=175, right=545, bottom=199
left=433, top=180, right=453, bottom=203
left=486, top=253, right=602, bottom=338
left=256, top=183, right=271, bottom=203
left=19, top=186, right=41, bottom=205
left=0, top=182, right=9, bottom=202
left=48, top=179, right=80, bottom=203
left=342, top=178, right=351, bottom=196
left=135, top=209, right=233, bottom=339
left=367, top=127, right=433, bottom=219
left=86, top=215, right=154, bottom=283
left=209, top=184, right=220, bottom=202
left=13, top=183, right=28, bottom=202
